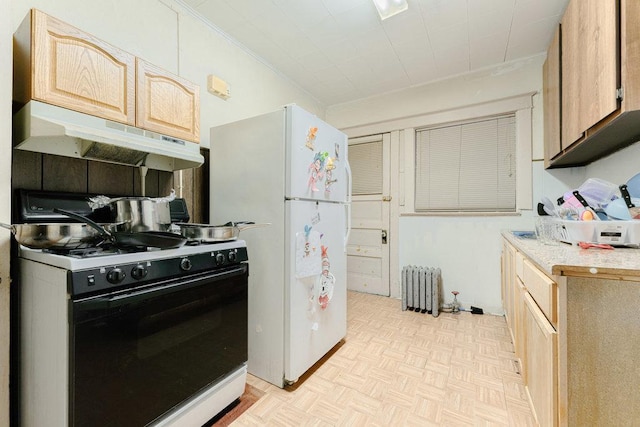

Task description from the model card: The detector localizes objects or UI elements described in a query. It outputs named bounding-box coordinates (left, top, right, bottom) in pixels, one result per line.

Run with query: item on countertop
left=561, top=191, right=599, bottom=221
left=626, top=172, right=640, bottom=198
left=577, top=178, right=618, bottom=209
left=619, top=185, right=640, bottom=218
left=578, top=241, right=614, bottom=250
left=604, top=197, right=632, bottom=220
left=512, top=231, right=536, bottom=238
left=535, top=217, right=566, bottom=245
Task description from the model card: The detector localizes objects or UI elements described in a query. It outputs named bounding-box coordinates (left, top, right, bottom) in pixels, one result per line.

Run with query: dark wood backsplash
left=11, top=148, right=209, bottom=223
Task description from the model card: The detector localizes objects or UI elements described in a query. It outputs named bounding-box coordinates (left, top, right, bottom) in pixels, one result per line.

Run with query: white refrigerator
left=210, top=105, right=350, bottom=387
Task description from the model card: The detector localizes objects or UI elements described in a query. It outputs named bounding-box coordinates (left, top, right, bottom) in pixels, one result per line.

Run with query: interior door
left=347, top=134, right=390, bottom=296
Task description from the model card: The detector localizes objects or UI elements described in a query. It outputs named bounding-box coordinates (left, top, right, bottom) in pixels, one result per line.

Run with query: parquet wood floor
left=232, top=291, right=535, bottom=426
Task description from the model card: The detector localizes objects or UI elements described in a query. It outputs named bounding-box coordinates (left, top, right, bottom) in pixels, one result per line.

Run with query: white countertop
left=502, top=230, right=640, bottom=279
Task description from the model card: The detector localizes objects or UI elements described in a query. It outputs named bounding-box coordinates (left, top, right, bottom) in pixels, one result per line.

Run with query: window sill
left=401, top=211, right=522, bottom=217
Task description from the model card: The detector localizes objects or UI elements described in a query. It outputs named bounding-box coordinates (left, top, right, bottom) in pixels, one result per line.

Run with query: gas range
left=19, top=240, right=248, bottom=297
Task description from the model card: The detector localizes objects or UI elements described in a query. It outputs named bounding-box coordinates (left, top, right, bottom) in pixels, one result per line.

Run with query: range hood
left=13, top=101, right=204, bottom=171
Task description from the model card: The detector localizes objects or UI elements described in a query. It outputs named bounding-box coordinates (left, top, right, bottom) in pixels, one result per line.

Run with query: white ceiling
left=179, top=0, right=569, bottom=106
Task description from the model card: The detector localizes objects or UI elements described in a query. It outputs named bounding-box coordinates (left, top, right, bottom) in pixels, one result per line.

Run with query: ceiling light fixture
left=372, top=0, right=408, bottom=20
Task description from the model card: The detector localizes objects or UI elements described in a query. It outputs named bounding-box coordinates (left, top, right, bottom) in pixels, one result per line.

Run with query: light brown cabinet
left=543, top=26, right=561, bottom=165
left=560, top=0, right=617, bottom=150
left=14, top=9, right=200, bottom=143
left=136, top=59, right=200, bottom=143
left=545, top=0, right=640, bottom=168
left=501, top=239, right=558, bottom=426
left=524, top=292, right=558, bottom=427
left=13, top=8, right=136, bottom=125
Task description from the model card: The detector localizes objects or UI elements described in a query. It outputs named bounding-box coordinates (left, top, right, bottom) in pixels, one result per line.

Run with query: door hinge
left=616, top=87, right=624, bottom=100
left=381, top=230, right=388, bottom=244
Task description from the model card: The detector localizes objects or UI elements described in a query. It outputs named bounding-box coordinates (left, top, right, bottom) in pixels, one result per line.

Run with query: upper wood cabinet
left=546, top=0, right=640, bottom=168
left=543, top=26, right=561, bottom=166
left=13, top=8, right=136, bottom=125
left=136, top=59, right=200, bottom=143
left=561, top=0, right=617, bottom=149
left=13, top=9, right=200, bottom=143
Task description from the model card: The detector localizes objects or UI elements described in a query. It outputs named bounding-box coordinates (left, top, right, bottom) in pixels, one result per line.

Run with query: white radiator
left=401, top=266, right=440, bottom=317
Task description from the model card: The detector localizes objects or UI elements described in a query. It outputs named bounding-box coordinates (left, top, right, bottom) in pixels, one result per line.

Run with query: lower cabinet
left=524, top=292, right=557, bottom=427
left=502, top=238, right=558, bottom=426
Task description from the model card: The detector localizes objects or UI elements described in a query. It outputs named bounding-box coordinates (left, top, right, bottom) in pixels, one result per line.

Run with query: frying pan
left=176, top=221, right=270, bottom=242
left=54, top=209, right=187, bottom=249
left=0, top=221, right=110, bottom=249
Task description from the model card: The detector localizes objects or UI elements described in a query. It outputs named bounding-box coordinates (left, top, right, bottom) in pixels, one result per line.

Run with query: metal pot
left=176, top=221, right=269, bottom=242
left=54, top=209, right=187, bottom=249
left=0, top=221, right=112, bottom=249
left=106, top=197, right=172, bottom=232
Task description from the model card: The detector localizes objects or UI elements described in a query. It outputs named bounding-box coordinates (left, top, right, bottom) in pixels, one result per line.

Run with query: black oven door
left=70, top=264, right=248, bottom=427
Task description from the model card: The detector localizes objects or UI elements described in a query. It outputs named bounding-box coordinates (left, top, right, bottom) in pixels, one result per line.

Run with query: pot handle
left=53, top=208, right=113, bottom=239
left=0, top=222, right=16, bottom=234
left=234, top=223, right=271, bottom=232
left=223, top=221, right=254, bottom=226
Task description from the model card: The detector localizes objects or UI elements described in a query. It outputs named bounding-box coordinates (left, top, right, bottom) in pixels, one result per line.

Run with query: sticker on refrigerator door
left=295, top=227, right=322, bottom=278
left=311, top=205, right=321, bottom=225
left=333, top=142, right=340, bottom=162
left=305, top=127, right=318, bottom=150
left=324, top=156, right=337, bottom=193
left=317, top=245, right=335, bottom=310
left=308, top=151, right=329, bottom=192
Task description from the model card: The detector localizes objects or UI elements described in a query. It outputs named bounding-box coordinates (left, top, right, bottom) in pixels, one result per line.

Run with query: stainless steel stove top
left=19, top=239, right=247, bottom=271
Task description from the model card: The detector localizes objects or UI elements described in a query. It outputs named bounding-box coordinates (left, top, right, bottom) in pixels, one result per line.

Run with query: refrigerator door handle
left=345, top=159, right=352, bottom=204
left=344, top=160, right=352, bottom=251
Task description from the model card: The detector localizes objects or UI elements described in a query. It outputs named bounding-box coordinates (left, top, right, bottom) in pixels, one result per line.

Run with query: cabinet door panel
left=582, top=0, right=618, bottom=128
left=136, top=59, right=200, bottom=143
left=562, top=0, right=618, bottom=148
left=31, top=9, right=135, bottom=124
left=524, top=292, right=557, bottom=427
left=561, top=0, right=583, bottom=147
left=544, top=26, right=561, bottom=162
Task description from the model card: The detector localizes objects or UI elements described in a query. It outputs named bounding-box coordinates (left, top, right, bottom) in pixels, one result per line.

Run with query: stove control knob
left=106, top=268, right=125, bottom=284
left=180, top=257, right=192, bottom=271
left=228, top=250, right=237, bottom=262
left=215, top=253, right=226, bottom=265
left=131, top=264, right=148, bottom=280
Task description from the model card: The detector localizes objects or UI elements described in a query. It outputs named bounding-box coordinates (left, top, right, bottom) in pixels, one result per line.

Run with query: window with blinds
left=415, top=115, right=516, bottom=212
left=350, top=139, right=383, bottom=195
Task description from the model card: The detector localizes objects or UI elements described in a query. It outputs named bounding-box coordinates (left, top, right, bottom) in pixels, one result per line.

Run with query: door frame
left=347, top=133, right=396, bottom=296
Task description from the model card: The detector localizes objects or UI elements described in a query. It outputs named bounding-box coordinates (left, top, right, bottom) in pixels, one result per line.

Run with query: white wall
left=9, top=0, right=325, bottom=149
left=326, top=54, right=640, bottom=314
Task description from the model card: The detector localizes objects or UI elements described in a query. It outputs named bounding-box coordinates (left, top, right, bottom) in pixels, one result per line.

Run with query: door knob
left=381, top=230, right=388, bottom=244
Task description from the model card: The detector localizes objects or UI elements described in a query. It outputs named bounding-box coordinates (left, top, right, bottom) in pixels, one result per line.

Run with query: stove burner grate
left=42, top=245, right=147, bottom=258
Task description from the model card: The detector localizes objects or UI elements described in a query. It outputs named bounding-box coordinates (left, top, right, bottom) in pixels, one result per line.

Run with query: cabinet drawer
left=522, top=259, right=556, bottom=324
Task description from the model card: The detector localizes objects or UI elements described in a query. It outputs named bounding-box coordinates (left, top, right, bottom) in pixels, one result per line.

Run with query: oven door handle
left=75, top=265, right=247, bottom=310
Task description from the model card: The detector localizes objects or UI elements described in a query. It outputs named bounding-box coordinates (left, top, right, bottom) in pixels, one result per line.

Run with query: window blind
left=415, top=115, right=516, bottom=212
left=350, top=139, right=383, bottom=195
